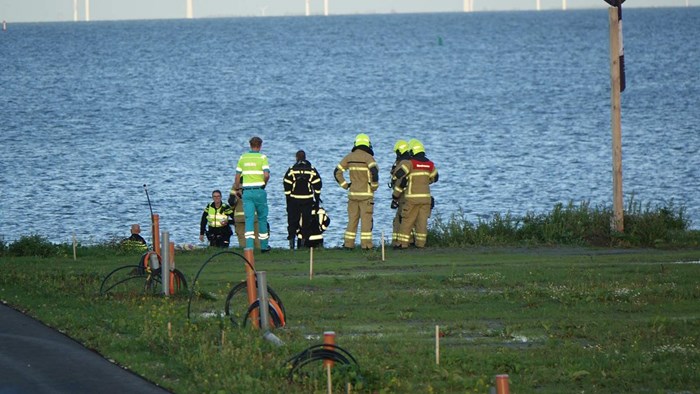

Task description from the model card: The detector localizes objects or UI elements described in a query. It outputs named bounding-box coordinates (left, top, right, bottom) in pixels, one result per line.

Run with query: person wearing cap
left=391, top=139, right=439, bottom=249
left=334, top=133, right=379, bottom=249
left=283, top=150, right=323, bottom=249
left=388, top=139, right=413, bottom=248
left=231, top=136, right=271, bottom=252
left=199, top=189, right=234, bottom=248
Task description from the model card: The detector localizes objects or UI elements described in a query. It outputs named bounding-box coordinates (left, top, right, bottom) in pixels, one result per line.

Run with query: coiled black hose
left=187, top=250, right=256, bottom=321
left=285, top=344, right=361, bottom=383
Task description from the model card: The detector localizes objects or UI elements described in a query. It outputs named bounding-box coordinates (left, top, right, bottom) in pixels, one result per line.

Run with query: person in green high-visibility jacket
left=231, top=136, right=271, bottom=252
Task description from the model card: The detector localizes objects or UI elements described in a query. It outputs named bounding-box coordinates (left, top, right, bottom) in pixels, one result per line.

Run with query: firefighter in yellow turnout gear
left=392, top=139, right=439, bottom=248
left=334, top=133, right=379, bottom=249
left=389, top=139, right=412, bottom=247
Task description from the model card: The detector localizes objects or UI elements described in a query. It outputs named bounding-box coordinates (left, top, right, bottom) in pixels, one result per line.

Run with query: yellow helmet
left=393, top=139, right=409, bottom=154
left=409, top=139, right=425, bottom=154
left=354, top=133, right=371, bottom=147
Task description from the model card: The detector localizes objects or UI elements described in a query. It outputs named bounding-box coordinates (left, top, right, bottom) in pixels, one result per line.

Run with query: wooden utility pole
left=608, top=6, right=624, bottom=232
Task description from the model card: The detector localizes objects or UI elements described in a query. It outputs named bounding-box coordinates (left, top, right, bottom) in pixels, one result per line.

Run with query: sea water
left=1, top=8, right=698, bottom=248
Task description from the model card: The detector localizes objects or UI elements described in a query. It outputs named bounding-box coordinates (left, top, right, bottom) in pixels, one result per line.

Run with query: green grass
left=1, top=245, right=699, bottom=393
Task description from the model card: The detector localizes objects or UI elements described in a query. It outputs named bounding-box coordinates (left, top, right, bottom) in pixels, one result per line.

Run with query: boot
left=289, top=238, right=295, bottom=250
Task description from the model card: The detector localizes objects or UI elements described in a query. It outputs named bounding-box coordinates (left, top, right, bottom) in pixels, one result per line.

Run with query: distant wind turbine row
left=466, top=1, right=569, bottom=12
left=70, top=0, right=692, bottom=21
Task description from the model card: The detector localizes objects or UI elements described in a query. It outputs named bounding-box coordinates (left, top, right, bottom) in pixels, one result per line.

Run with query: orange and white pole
left=324, top=331, right=336, bottom=393
left=323, top=331, right=336, bottom=368
left=244, top=248, right=259, bottom=328
left=495, top=374, right=510, bottom=394
left=152, top=214, right=160, bottom=256
left=169, top=241, right=176, bottom=294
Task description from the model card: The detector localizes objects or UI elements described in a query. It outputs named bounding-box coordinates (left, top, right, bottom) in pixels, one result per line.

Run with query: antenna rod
left=143, top=184, right=155, bottom=222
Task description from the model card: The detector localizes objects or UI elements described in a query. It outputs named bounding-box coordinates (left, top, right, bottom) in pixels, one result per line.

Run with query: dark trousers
left=207, top=226, right=232, bottom=248
left=286, top=199, right=313, bottom=248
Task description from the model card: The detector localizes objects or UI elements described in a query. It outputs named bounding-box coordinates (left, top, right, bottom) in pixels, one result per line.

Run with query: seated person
left=122, top=223, right=148, bottom=251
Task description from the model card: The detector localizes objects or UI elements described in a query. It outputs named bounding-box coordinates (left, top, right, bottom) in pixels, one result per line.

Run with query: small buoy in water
left=437, top=36, right=443, bottom=46
left=2, top=20, right=7, bottom=31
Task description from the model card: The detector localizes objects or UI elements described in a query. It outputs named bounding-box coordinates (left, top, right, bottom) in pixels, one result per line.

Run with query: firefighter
left=389, top=140, right=411, bottom=247
left=392, top=139, right=439, bottom=249
left=231, top=136, right=271, bottom=252
left=283, top=150, right=322, bottom=249
left=199, top=189, right=234, bottom=248
left=334, top=133, right=379, bottom=249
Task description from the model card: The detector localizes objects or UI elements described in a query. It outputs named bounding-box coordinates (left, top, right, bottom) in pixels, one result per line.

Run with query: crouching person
left=303, top=205, right=330, bottom=248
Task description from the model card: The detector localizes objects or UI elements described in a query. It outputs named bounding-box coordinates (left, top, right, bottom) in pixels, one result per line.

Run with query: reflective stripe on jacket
left=284, top=160, right=322, bottom=200
left=236, top=151, right=270, bottom=187
left=392, top=157, right=438, bottom=204
left=334, top=147, right=379, bottom=200
left=205, top=203, right=232, bottom=228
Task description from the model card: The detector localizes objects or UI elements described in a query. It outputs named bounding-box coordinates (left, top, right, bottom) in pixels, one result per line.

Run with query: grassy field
left=1, top=245, right=699, bottom=393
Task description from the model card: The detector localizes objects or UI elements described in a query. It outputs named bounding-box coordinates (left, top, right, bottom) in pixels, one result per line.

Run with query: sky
left=0, top=0, right=693, bottom=23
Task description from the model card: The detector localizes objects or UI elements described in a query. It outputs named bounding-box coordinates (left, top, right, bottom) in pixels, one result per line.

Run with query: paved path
left=0, top=303, right=171, bottom=394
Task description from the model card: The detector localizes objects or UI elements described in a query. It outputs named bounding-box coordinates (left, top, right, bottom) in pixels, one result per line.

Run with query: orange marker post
left=152, top=214, right=161, bottom=256
left=244, top=248, right=259, bottom=328
left=323, top=331, right=336, bottom=368
left=495, top=374, right=510, bottom=394
left=169, top=241, right=175, bottom=295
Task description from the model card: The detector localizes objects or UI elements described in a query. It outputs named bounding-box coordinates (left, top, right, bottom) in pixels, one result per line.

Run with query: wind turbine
left=562, top=0, right=567, bottom=10
left=73, top=0, right=79, bottom=21
left=305, top=0, right=310, bottom=16
left=463, top=0, right=474, bottom=12
left=324, top=0, right=329, bottom=16
left=536, top=0, right=541, bottom=11
left=186, top=0, right=193, bottom=18
left=85, top=0, right=90, bottom=21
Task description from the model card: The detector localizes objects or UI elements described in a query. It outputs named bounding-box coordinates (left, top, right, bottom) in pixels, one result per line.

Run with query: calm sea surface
left=1, top=8, right=698, bottom=248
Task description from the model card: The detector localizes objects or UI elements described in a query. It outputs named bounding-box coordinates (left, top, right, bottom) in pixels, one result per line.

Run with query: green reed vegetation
left=0, top=201, right=699, bottom=392
left=428, top=199, right=699, bottom=248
